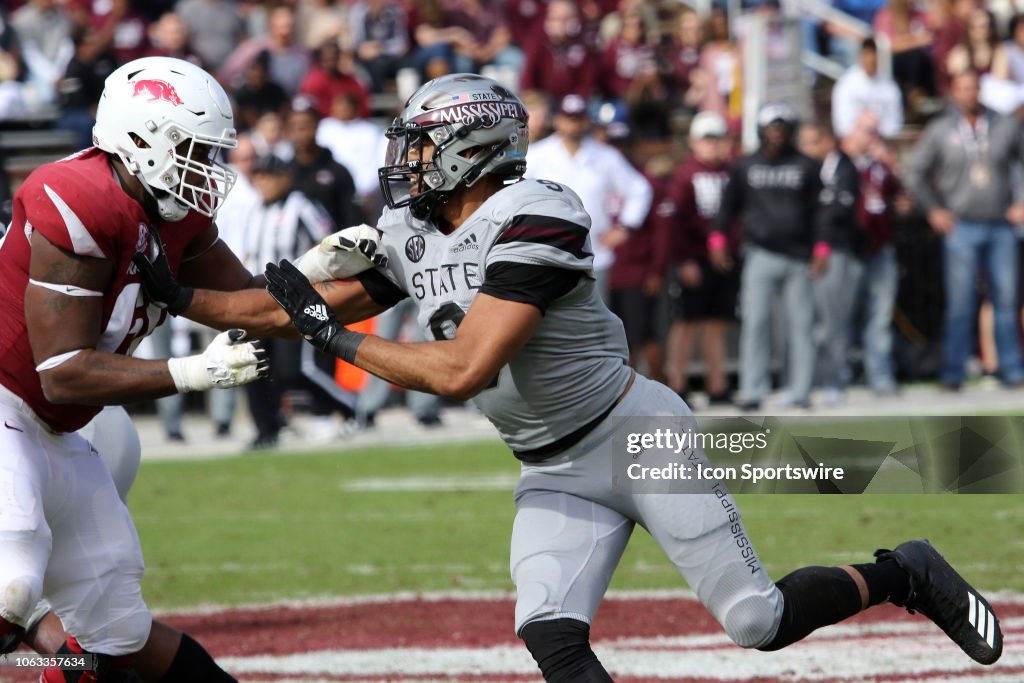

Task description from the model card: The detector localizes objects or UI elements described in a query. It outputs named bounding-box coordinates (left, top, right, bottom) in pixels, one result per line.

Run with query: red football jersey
left=0, top=148, right=211, bottom=432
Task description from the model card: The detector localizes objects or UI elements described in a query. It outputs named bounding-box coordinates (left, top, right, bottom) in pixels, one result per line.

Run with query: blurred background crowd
left=2, top=0, right=1024, bottom=448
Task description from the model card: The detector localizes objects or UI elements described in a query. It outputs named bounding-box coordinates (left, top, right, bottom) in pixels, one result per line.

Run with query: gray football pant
left=510, top=374, right=784, bottom=648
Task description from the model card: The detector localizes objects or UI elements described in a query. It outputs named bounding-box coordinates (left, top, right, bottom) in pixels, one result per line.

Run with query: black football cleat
left=875, top=539, right=1002, bottom=665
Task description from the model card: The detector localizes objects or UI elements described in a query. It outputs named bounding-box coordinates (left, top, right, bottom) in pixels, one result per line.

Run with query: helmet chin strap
left=135, top=173, right=190, bottom=222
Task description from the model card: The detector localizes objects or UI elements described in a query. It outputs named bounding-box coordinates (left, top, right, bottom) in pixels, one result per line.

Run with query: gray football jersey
left=373, top=179, right=632, bottom=454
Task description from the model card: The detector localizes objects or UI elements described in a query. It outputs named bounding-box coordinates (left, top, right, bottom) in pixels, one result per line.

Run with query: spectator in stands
left=232, top=50, right=289, bottom=132
left=146, top=11, right=201, bottom=66
left=521, top=89, right=553, bottom=142
left=446, top=0, right=522, bottom=77
left=692, top=8, right=740, bottom=122
left=57, top=25, right=116, bottom=150
left=665, top=9, right=704, bottom=116
left=89, top=0, right=151, bottom=65
left=296, top=0, right=350, bottom=52
left=845, top=113, right=905, bottom=395
left=906, top=69, right=1024, bottom=389
left=0, top=10, right=27, bottom=120
left=832, top=38, right=904, bottom=139
left=287, top=97, right=361, bottom=229
left=799, top=121, right=862, bottom=406
left=348, top=0, right=409, bottom=93
left=251, top=108, right=293, bottom=159
left=506, top=0, right=547, bottom=50
left=600, top=8, right=669, bottom=138
left=997, top=12, right=1024, bottom=84
left=525, top=93, right=653, bottom=299
left=520, top=0, right=599, bottom=101
left=712, top=104, right=829, bottom=411
left=409, top=0, right=475, bottom=81
left=606, top=122, right=671, bottom=384
left=174, top=0, right=242, bottom=71
left=298, top=40, right=370, bottom=120
left=220, top=4, right=311, bottom=97
left=12, top=0, right=72, bottom=109
left=239, top=154, right=335, bottom=449
left=315, top=91, right=388, bottom=211
left=665, top=111, right=736, bottom=405
left=948, top=8, right=1005, bottom=77
left=873, top=0, right=937, bottom=102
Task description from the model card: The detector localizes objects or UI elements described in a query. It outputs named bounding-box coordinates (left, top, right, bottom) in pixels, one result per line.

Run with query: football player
left=137, top=74, right=1004, bottom=680
left=0, top=56, right=269, bottom=681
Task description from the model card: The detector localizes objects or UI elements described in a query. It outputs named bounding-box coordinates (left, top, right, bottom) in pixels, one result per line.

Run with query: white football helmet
left=93, top=56, right=237, bottom=222
left=379, top=73, right=529, bottom=220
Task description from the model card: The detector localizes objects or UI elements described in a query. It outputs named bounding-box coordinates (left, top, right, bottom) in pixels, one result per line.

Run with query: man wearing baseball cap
left=709, top=103, right=832, bottom=410
left=665, top=111, right=737, bottom=405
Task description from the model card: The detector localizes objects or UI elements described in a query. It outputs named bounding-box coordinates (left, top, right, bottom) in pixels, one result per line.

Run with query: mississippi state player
left=0, top=56, right=267, bottom=681
left=141, top=74, right=1003, bottom=680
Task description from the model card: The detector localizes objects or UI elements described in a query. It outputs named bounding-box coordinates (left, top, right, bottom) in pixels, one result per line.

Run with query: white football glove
left=292, top=224, right=388, bottom=283
left=167, top=329, right=269, bottom=392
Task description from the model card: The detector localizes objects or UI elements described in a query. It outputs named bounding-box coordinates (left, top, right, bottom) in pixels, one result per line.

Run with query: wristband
left=707, top=232, right=727, bottom=251
left=813, top=242, right=832, bottom=260
left=167, top=355, right=209, bottom=392
left=324, top=329, right=367, bottom=364
left=169, top=287, right=195, bottom=316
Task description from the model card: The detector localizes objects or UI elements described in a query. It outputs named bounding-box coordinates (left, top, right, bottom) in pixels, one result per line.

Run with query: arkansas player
left=0, top=56, right=268, bottom=681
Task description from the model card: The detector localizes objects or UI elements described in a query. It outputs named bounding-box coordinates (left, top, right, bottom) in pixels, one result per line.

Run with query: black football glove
left=131, top=226, right=194, bottom=315
left=265, top=259, right=366, bottom=362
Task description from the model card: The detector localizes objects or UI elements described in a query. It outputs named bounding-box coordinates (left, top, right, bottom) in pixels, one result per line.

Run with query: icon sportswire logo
left=304, top=304, right=330, bottom=322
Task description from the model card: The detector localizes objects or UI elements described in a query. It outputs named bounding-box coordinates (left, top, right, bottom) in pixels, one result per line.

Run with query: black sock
left=850, top=559, right=910, bottom=606
left=159, top=634, right=236, bottom=683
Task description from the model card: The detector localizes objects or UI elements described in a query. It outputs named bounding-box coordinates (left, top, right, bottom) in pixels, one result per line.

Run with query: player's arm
left=135, top=224, right=389, bottom=336
left=353, top=292, right=540, bottom=400
left=266, top=260, right=548, bottom=400
left=26, top=232, right=265, bottom=404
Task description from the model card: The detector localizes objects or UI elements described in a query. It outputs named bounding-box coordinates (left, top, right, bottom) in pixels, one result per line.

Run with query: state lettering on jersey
left=411, top=261, right=480, bottom=300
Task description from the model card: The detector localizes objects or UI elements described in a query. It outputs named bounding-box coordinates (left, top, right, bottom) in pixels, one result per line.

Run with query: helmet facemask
left=125, top=125, right=237, bottom=222
left=380, top=118, right=518, bottom=221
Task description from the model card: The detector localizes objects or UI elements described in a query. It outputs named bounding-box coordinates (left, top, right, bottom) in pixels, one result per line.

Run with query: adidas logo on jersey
left=451, top=233, right=479, bottom=253
left=304, top=304, right=330, bottom=321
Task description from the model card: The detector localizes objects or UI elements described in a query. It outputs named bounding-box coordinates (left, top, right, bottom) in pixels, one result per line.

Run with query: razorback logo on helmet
left=130, top=79, right=184, bottom=106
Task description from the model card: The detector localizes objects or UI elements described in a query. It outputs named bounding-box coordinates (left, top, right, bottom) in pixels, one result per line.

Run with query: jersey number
left=538, top=179, right=564, bottom=192
left=428, top=303, right=500, bottom=390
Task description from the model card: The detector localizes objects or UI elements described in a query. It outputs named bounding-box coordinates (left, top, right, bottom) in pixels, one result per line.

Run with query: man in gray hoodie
left=906, top=70, right=1024, bottom=389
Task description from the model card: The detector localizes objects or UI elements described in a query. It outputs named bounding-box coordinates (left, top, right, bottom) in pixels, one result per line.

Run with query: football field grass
left=130, top=440, right=1024, bottom=609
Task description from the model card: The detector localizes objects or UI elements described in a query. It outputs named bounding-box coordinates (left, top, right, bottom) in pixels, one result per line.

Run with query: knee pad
left=722, top=593, right=782, bottom=649
left=519, top=618, right=612, bottom=683
left=0, top=574, right=43, bottom=627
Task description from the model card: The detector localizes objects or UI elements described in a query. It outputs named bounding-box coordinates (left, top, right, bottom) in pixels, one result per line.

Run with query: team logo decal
left=131, top=79, right=184, bottom=106
left=405, top=235, right=426, bottom=263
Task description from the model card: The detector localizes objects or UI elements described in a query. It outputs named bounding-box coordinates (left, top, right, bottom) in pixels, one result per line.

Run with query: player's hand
left=265, top=260, right=367, bottom=362
left=167, top=329, right=269, bottom=392
left=131, top=227, right=194, bottom=315
left=292, top=224, right=388, bottom=282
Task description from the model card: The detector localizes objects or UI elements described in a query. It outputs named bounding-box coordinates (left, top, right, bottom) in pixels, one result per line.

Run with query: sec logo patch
left=405, top=235, right=425, bottom=263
